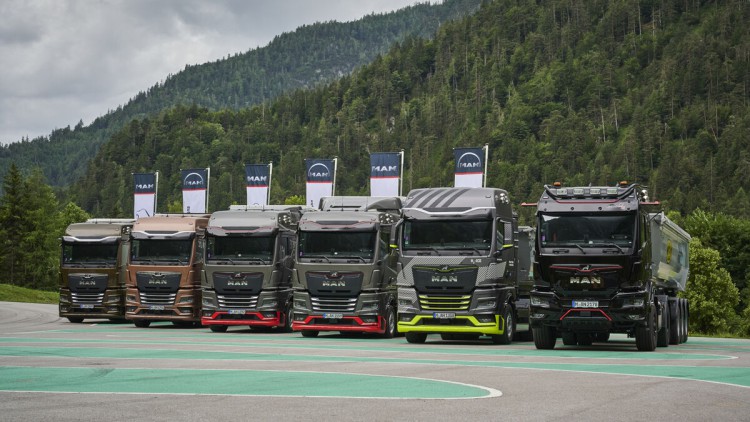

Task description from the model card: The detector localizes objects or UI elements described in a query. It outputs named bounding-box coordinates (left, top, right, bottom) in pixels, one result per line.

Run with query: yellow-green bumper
left=397, top=314, right=507, bottom=335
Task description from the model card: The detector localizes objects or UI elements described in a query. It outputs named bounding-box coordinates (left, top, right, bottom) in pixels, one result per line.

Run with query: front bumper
left=529, top=290, right=650, bottom=332
left=125, top=288, right=200, bottom=322
left=397, top=314, right=507, bottom=335
left=59, top=288, right=124, bottom=319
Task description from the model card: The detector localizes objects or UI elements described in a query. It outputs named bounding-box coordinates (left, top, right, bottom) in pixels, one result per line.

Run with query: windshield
left=403, top=219, right=492, bottom=253
left=299, top=231, right=377, bottom=262
left=62, top=242, right=118, bottom=267
left=207, top=235, right=274, bottom=264
left=131, top=239, right=192, bottom=265
left=540, top=213, right=635, bottom=249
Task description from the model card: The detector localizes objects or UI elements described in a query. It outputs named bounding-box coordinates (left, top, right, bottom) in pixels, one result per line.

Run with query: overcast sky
left=0, top=0, right=422, bottom=145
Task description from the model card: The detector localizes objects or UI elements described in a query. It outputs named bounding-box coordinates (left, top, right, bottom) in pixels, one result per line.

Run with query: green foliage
left=0, top=283, right=59, bottom=304
left=284, top=195, right=305, bottom=206
left=685, top=238, right=740, bottom=335
left=58, top=202, right=90, bottom=232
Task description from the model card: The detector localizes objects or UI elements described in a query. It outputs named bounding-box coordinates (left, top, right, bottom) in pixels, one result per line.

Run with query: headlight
left=531, top=296, right=549, bottom=307
left=360, top=301, right=379, bottom=313
left=261, top=299, right=278, bottom=308
left=179, top=296, right=193, bottom=304
left=475, top=298, right=497, bottom=311
left=623, top=297, right=645, bottom=307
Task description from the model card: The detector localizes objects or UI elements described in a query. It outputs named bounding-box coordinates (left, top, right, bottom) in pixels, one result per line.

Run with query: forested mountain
left=74, top=0, right=750, bottom=220
left=0, top=0, right=482, bottom=188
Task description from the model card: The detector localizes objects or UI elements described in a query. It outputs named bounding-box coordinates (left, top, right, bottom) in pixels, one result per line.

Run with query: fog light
left=178, top=307, right=192, bottom=314
left=108, top=306, right=119, bottom=312
left=262, top=311, right=276, bottom=318
left=203, top=310, right=214, bottom=317
left=60, top=306, right=70, bottom=312
left=399, top=314, right=414, bottom=322
left=294, top=314, right=307, bottom=321
left=627, top=314, right=644, bottom=320
left=476, top=315, right=495, bottom=323
left=361, top=315, right=377, bottom=323
left=531, top=313, right=546, bottom=319
left=126, top=307, right=136, bottom=313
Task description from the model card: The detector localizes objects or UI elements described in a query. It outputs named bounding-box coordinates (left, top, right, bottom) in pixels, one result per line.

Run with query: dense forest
left=2, top=0, right=750, bottom=335
left=0, top=0, right=481, bottom=189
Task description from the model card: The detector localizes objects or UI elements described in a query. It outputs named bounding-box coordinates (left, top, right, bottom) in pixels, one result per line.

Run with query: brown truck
left=125, top=214, right=210, bottom=327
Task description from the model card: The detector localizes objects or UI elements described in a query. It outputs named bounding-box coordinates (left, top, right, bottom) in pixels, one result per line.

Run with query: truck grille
left=418, top=294, right=471, bottom=311
left=311, top=297, right=357, bottom=312
left=71, top=292, right=104, bottom=305
left=217, top=294, right=259, bottom=308
left=139, top=292, right=176, bottom=306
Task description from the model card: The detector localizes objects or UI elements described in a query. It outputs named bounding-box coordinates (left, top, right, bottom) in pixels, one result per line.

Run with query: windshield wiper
left=445, top=246, right=488, bottom=256
left=336, top=256, right=368, bottom=263
left=550, top=243, right=587, bottom=254
left=408, top=247, right=440, bottom=255
left=596, top=243, right=625, bottom=253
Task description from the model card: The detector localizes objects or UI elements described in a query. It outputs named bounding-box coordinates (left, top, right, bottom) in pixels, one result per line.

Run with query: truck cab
left=125, top=214, right=210, bottom=328
left=396, top=187, right=524, bottom=344
left=292, top=196, right=402, bottom=338
left=200, top=206, right=302, bottom=332
left=59, top=219, right=134, bottom=322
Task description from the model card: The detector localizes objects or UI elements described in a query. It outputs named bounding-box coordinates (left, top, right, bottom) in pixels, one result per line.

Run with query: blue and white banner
left=454, top=146, right=487, bottom=188
left=133, top=172, right=157, bottom=219
left=370, top=152, right=402, bottom=197
left=305, top=158, right=336, bottom=208
left=245, top=163, right=271, bottom=206
left=181, top=168, right=209, bottom=213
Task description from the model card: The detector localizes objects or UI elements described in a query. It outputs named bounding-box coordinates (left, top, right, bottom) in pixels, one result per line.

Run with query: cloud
left=0, top=0, right=421, bottom=144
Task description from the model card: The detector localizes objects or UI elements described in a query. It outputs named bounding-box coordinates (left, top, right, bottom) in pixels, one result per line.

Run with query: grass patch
left=0, top=284, right=58, bottom=304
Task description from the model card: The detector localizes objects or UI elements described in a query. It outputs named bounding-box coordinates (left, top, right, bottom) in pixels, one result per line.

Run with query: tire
left=532, top=325, right=556, bottom=350
left=301, top=330, right=319, bottom=338
left=133, top=320, right=151, bottom=328
left=405, top=332, right=427, bottom=344
left=683, top=299, right=689, bottom=343
left=209, top=325, right=228, bottom=333
left=593, top=332, right=610, bottom=342
left=657, top=302, right=670, bottom=347
left=66, top=317, right=84, bottom=323
left=577, top=333, right=593, bottom=346
left=635, top=305, right=657, bottom=351
left=490, top=306, right=514, bottom=345
left=669, top=299, right=680, bottom=345
left=561, top=332, right=577, bottom=346
left=381, top=305, right=396, bottom=339
left=282, top=304, right=294, bottom=333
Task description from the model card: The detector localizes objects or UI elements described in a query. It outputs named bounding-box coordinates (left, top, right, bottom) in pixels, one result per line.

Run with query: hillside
left=72, top=0, right=750, bottom=219
left=0, top=0, right=482, bottom=189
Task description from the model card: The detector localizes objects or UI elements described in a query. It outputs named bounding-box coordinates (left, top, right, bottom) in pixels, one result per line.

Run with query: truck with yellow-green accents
left=396, top=187, right=527, bottom=344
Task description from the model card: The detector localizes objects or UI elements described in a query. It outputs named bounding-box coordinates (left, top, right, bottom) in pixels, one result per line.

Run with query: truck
left=292, top=196, right=402, bottom=338
left=125, top=214, right=210, bottom=328
left=526, top=182, right=691, bottom=351
left=396, top=187, right=528, bottom=344
left=200, top=206, right=302, bottom=332
left=59, top=219, right=134, bottom=323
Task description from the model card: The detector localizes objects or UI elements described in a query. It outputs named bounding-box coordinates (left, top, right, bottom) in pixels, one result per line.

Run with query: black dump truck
left=396, top=187, right=530, bottom=344
left=526, top=182, right=691, bottom=351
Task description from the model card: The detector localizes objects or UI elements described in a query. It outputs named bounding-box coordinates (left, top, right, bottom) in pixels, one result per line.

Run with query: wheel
left=635, top=305, right=657, bottom=351
left=66, top=317, right=84, bottom=323
left=301, top=330, right=319, bottom=338
left=681, top=298, right=689, bottom=343
left=133, top=320, right=151, bottom=328
left=669, top=299, right=681, bottom=345
left=593, top=332, right=610, bottom=342
left=282, top=304, right=294, bottom=333
left=490, top=306, right=514, bottom=345
left=561, top=332, right=577, bottom=346
left=209, top=325, right=228, bottom=333
left=381, top=305, right=396, bottom=339
left=532, top=325, right=556, bottom=350
left=577, top=333, right=593, bottom=346
left=405, top=332, right=427, bottom=343
left=657, top=302, right=670, bottom=347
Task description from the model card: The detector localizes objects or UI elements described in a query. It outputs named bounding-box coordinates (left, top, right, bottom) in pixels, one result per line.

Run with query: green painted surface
left=2, top=345, right=750, bottom=388
left=0, top=366, right=493, bottom=398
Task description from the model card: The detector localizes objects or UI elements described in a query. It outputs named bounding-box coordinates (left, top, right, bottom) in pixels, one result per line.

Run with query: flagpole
left=399, top=150, right=404, bottom=196
left=154, top=171, right=159, bottom=214
left=267, top=162, right=273, bottom=205
left=332, top=157, right=338, bottom=196
left=205, top=167, right=211, bottom=213
left=483, top=144, right=489, bottom=188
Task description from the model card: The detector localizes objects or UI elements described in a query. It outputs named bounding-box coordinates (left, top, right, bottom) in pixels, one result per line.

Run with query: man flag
left=181, top=168, right=209, bottom=213
left=370, top=152, right=403, bottom=197
left=133, top=172, right=157, bottom=219
left=305, top=158, right=336, bottom=208
left=245, top=163, right=271, bottom=206
left=454, top=146, right=488, bottom=188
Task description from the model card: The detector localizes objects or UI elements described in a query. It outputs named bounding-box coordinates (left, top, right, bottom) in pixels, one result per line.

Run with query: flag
left=181, top=168, right=209, bottom=213
left=454, top=146, right=486, bottom=188
left=133, top=172, right=157, bottom=219
left=370, top=152, right=402, bottom=197
left=245, top=163, right=271, bottom=206
left=305, top=158, right=336, bottom=208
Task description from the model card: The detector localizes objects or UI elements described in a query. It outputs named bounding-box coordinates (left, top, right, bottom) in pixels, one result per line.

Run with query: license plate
left=149, top=305, right=165, bottom=311
left=573, top=301, right=599, bottom=308
left=433, top=312, right=456, bottom=319
left=79, top=304, right=94, bottom=309
left=228, top=309, right=246, bottom=315
left=323, top=313, right=343, bottom=319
